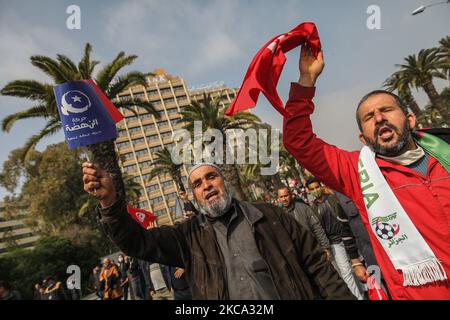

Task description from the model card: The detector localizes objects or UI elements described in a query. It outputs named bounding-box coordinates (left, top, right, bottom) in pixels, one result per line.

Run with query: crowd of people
left=2, top=42, right=448, bottom=301
left=87, top=254, right=192, bottom=300
left=81, top=45, right=449, bottom=300
left=0, top=276, right=81, bottom=301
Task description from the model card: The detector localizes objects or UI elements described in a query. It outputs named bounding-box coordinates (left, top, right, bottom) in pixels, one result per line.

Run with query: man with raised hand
left=82, top=162, right=354, bottom=300
left=283, top=45, right=450, bottom=299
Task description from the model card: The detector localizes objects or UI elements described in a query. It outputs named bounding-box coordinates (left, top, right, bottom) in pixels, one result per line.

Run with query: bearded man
left=283, top=46, right=450, bottom=299
left=82, top=162, right=354, bottom=300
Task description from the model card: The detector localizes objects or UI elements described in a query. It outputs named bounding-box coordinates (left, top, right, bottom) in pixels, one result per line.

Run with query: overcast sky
left=0, top=0, right=449, bottom=198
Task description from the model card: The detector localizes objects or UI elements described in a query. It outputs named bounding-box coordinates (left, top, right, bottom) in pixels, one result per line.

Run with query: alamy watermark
left=66, top=5, right=81, bottom=30
left=171, top=121, right=280, bottom=175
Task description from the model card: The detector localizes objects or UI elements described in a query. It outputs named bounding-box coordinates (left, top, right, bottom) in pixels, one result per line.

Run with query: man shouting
left=82, top=162, right=354, bottom=300
left=283, top=46, right=450, bottom=299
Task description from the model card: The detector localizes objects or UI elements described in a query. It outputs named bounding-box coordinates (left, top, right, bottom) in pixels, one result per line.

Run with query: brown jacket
left=99, top=197, right=354, bottom=300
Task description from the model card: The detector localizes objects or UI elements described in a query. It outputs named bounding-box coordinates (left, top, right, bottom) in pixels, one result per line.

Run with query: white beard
left=194, top=187, right=233, bottom=218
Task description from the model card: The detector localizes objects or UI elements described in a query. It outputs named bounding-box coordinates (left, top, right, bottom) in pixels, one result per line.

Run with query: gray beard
left=194, top=186, right=233, bottom=218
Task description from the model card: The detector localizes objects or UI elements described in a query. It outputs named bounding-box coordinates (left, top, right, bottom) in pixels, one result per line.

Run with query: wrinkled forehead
left=189, top=165, right=222, bottom=184
left=357, top=93, right=401, bottom=117
left=277, top=188, right=290, bottom=196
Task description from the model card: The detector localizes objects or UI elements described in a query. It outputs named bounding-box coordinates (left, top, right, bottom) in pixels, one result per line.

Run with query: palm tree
left=396, top=48, right=449, bottom=123
left=181, top=93, right=261, bottom=201
left=1, top=43, right=159, bottom=197
left=279, top=143, right=303, bottom=183
left=146, top=148, right=184, bottom=190
left=437, top=36, right=450, bottom=80
left=383, top=71, right=426, bottom=126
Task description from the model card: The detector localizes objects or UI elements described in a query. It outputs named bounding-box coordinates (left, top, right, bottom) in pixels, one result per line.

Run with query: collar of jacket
left=197, top=199, right=264, bottom=228
left=374, top=151, right=438, bottom=176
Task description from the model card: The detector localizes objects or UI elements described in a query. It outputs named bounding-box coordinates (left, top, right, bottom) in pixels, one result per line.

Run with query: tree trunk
left=218, top=164, right=247, bottom=201
left=88, top=140, right=125, bottom=199
left=401, top=88, right=426, bottom=127
left=422, top=79, right=450, bottom=124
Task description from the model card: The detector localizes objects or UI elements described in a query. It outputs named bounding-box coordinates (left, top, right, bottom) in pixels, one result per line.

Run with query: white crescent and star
left=60, top=90, right=91, bottom=116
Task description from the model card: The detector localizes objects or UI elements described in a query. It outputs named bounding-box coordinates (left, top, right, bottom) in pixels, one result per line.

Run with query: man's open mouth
left=205, top=191, right=219, bottom=200
left=377, top=125, right=394, bottom=141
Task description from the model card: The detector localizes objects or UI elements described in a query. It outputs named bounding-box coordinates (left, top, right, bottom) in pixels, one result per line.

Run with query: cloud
left=0, top=9, right=78, bottom=87
left=101, top=0, right=248, bottom=78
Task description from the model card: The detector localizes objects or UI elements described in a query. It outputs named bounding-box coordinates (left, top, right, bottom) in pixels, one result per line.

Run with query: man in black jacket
left=277, top=186, right=331, bottom=259
left=82, top=161, right=354, bottom=300
left=306, top=177, right=365, bottom=300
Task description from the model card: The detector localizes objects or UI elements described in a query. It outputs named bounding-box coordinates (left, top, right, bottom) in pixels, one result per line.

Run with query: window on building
left=128, top=126, right=141, bottom=134
left=123, top=164, right=137, bottom=173
left=143, top=123, right=155, bottom=131
left=132, top=137, right=145, bottom=146
left=133, top=92, right=145, bottom=99
left=123, top=152, right=134, bottom=160
left=119, top=94, right=131, bottom=101
left=146, top=134, right=159, bottom=141
left=135, top=149, right=148, bottom=158
left=116, top=141, right=130, bottom=148
left=166, top=107, right=178, bottom=114
left=146, top=184, right=159, bottom=193
left=140, top=160, right=153, bottom=169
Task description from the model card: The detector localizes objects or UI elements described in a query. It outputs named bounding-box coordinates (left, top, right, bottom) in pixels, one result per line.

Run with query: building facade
left=0, top=202, right=39, bottom=255
left=114, top=70, right=237, bottom=226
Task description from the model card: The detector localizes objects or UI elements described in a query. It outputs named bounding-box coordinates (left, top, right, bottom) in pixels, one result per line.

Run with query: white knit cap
left=187, top=162, right=222, bottom=183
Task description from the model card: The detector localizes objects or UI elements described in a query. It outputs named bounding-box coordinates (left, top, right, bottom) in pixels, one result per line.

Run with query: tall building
left=0, top=202, right=39, bottom=255
left=114, top=70, right=237, bottom=226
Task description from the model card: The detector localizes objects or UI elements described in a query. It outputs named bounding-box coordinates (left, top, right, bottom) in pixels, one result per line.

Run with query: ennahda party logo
left=60, top=90, right=91, bottom=116
left=53, top=80, right=119, bottom=149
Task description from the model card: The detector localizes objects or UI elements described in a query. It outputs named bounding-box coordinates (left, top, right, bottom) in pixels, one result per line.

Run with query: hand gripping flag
left=225, top=22, right=321, bottom=117
left=127, top=205, right=157, bottom=229
left=53, top=80, right=124, bottom=149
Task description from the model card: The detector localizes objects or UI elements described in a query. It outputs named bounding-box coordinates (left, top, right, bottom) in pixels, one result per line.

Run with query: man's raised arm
left=283, top=46, right=358, bottom=196
left=82, top=162, right=187, bottom=267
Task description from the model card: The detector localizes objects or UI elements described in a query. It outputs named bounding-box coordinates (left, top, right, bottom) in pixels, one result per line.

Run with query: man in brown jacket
left=82, top=162, right=354, bottom=300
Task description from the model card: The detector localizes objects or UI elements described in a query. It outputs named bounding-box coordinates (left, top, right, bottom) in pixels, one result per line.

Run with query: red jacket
left=283, top=83, right=450, bottom=300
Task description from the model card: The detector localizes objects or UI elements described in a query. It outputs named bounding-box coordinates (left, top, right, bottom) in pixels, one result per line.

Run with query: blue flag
left=54, top=81, right=118, bottom=149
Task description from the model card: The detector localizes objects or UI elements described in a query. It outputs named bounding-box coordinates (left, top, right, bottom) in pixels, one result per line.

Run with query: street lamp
left=412, top=0, right=450, bottom=15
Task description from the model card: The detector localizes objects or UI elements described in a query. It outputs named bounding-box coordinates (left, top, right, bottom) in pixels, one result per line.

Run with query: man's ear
left=359, top=133, right=368, bottom=146
left=407, top=113, right=416, bottom=130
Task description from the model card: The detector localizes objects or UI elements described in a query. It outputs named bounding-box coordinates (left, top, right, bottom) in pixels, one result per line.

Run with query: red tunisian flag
left=366, top=275, right=389, bottom=300
left=225, top=22, right=321, bottom=117
left=82, top=79, right=124, bottom=123
left=127, top=205, right=157, bottom=229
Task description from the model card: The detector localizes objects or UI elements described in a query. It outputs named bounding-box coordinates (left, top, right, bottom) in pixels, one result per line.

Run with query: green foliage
left=0, top=236, right=100, bottom=299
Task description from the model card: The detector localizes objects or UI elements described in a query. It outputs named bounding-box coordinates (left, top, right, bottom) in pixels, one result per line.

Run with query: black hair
left=276, top=185, right=290, bottom=192
left=356, top=90, right=409, bottom=131
left=306, top=176, right=320, bottom=187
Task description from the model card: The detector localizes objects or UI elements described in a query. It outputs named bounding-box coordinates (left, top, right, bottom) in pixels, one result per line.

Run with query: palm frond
left=106, top=71, right=149, bottom=97
left=21, top=118, right=62, bottom=161
left=95, top=52, right=138, bottom=91
left=0, top=80, right=51, bottom=101
left=2, top=105, right=50, bottom=132
left=30, top=55, right=72, bottom=83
